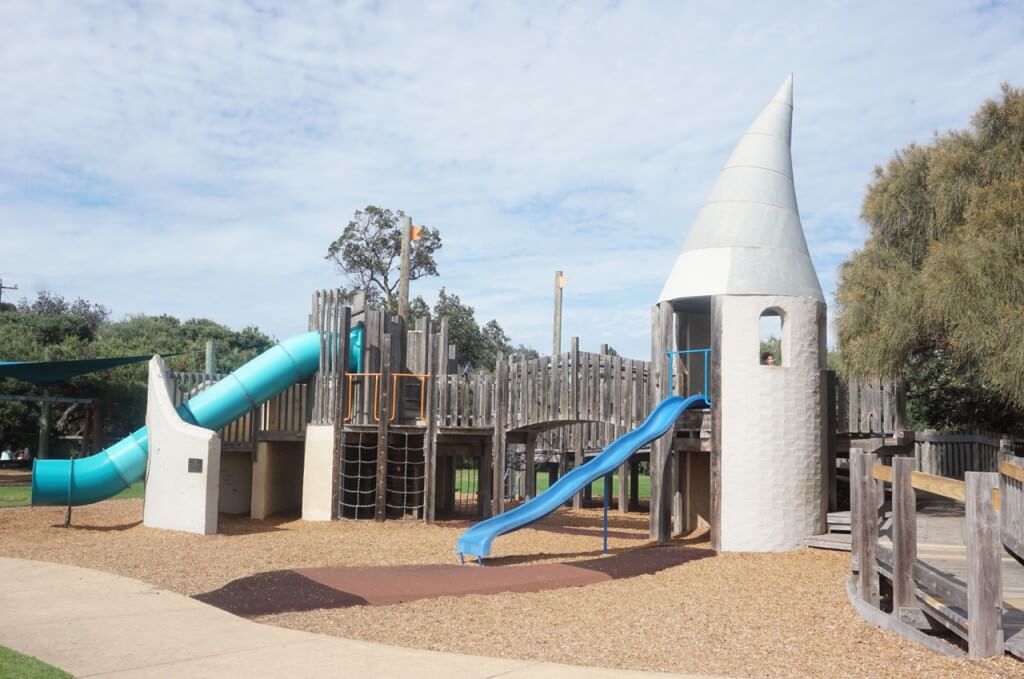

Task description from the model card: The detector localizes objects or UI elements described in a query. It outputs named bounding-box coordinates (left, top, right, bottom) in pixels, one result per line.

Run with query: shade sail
left=0, top=354, right=171, bottom=385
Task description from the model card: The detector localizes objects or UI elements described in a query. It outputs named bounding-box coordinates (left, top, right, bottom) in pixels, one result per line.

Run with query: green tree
left=325, top=206, right=442, bottom=309
left=430, top=288, right=533, bottom=370
left=0, top=292, right=274, bottom=450
left=836, top=83, right=1024, bottom=432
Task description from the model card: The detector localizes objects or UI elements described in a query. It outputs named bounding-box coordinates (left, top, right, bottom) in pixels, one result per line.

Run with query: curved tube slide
left=457, top=394, right=710, bottom=560
left=32, top=331, right=322, bottom=506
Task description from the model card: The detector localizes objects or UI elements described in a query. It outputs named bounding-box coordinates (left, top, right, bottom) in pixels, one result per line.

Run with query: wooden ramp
left=878, top=496, right=1024, bottom=659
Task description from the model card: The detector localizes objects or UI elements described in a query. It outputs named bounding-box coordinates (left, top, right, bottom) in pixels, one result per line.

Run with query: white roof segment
left=659, top=75, right=824, bottom=303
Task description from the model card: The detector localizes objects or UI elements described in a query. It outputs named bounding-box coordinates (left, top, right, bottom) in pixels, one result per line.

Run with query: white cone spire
left=659, top=75, right=824, bottom=302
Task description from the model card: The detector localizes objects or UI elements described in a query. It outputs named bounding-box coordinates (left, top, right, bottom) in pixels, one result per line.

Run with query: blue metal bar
left=603, top=472, right=610, bottom=553
left=664, top=348, right=712, bottom=401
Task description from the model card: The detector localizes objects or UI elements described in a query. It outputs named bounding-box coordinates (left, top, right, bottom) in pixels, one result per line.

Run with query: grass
left=0, top=481, right=144, bottom=509
left=0, top=645, right=72, bottom=678
left=453, top=468, right=651, bottom=499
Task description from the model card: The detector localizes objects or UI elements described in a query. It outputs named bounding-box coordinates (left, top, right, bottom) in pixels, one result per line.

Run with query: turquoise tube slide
left=32, top=331, right=322, bottom=506
left=456, top=394, right=710, bottom=560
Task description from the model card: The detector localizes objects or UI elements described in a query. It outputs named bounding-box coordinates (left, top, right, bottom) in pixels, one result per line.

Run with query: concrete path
left=0, top=558, right=715, bottom=679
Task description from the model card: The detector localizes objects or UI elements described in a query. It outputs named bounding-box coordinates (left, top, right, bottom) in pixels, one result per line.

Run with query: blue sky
left=2, top=1, right=1022, bottom=358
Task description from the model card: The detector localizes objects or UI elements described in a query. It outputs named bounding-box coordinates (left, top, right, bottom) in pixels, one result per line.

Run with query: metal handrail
left=665, top=348, right=711, bottom=401
left=390, top=373, right=430, bottom=422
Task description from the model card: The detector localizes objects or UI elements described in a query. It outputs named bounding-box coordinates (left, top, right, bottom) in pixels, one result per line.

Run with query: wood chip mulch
left=1, top=499, right=1021, bottom=678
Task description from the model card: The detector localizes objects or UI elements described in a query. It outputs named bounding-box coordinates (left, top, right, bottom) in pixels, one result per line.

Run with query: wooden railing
left=912, top=430, right=1006, bottom=478
left=1001, top=453, right=1024, bottom=561
left=504, top=351, right=652, bottom=432
left=849, top=449, right=1024, bottom=658
left=170, top=372, right=308, bottom=448
left=437, top=373, right=494, bottom=428
left=837, top=377, right=905, bottom=436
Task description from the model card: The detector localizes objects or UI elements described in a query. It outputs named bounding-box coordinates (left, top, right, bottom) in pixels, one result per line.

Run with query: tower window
left=759, top=308, right=784, bottom=366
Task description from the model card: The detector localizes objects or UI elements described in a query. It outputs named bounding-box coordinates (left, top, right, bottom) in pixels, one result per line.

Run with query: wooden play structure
left=847, top=447, right=1024, bottom=659
left=171, top=289, right=712, bottom=535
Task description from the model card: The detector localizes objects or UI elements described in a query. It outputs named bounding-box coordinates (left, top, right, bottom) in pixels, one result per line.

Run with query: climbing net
left=338, top=430, right=377, bottom=519
left=385, top=431, right=426, bottom=520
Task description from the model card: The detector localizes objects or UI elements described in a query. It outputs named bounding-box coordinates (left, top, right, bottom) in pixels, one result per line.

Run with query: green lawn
left=0, top=481, right=144, bottom=509
left=453, top=468, right=651, bottom=499
left=0, top=645, right=72, bottom=678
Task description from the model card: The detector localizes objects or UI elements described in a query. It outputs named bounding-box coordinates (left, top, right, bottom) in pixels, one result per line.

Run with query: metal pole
left=398, top=215, right=412, bottom=318
left=38, top=348, right=50, bottom=460
left=603, top=472, right=610, bottom=553
left=205, top=340, right=217, bottom=375
left=552, top=271, right=564, bottom=355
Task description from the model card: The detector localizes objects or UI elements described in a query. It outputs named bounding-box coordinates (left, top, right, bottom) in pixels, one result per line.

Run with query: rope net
left=338, top=430, right=377, bottom=519
left=385, top=431, right=426, bottom=520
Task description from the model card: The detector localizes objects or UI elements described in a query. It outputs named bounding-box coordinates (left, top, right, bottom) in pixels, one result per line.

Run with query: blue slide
left=32, top=331, right=322, bottom=506
left=456, top=393, right=709, bottom=561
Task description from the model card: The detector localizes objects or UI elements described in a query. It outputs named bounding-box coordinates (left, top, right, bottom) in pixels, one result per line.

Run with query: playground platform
left=0, top=557, right=712, bottom=679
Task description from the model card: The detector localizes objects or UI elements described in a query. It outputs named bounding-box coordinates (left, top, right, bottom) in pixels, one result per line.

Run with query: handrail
left=665, top=348, right=711, bottom=401
left=872, top=462, right=1000, bottom=510
left=999, top=459, right=1024, bottom=483
left=390, top=373, right=430, bottom=422
left=344, top=372, right=381, bottom=422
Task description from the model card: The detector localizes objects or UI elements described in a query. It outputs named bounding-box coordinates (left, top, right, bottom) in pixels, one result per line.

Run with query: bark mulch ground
left=1, top=498, right=1021, bottom=678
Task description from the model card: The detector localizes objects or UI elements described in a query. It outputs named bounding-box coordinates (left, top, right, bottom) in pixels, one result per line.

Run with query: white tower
left=659, top=76, right=827, bottom=551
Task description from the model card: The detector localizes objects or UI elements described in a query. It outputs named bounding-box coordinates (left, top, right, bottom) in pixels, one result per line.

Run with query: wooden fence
left=837, top=376, right=905, bottom=436
left=913, top=430, right=1006, bottom=478
left=504, top=350, right=651, bottom=432
left=849, top=449, right=1024, bottom=658
left=1001, top=452, right=1024, bottom=562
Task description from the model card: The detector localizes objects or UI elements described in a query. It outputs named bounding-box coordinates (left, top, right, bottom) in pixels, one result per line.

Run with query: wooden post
left=331, top=304, right=352, bottom=519
left=422, top=319, right=438, bottom=523
left=492, top=353, right=508, bottom=516
left=552, top=271, right=564, bottom=356
left=966, top=471, right=1004, bottom=657
left=671, top=451, right=683, bottom=535
left=524, top=432, right=537, bottom=500
left=480, top=437, right=493, bottom=518
left=847, top=450, right=880, bottom=606
left=618, top=461, right=628, bottom=514
left=398, top=215, right=412, bottom=319
left=570, top=337, right=585, bottom=510
left=850, top=448, right=864, bottom=575
left=892, top=456, right=920, bottom=622
left=649, top=301, right=673, bottom=542
left=826, top=371, right=839, bottom=512
left=629, top=458, right=640, bottom=510
left=374, top=334, right=392, bottom=522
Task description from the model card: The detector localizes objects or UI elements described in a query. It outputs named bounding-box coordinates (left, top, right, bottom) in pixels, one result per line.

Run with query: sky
left=1, top=1, right=1022, bottom=358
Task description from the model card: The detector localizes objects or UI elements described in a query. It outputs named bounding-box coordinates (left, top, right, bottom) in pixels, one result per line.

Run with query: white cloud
left=1, top=1, right=1022, bottom=357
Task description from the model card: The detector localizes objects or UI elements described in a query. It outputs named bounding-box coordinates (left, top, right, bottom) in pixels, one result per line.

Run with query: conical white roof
left=659, top=76, right=824, bottom=303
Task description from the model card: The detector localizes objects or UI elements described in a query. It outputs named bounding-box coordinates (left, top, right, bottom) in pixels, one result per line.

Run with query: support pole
left=649, top=301, right=673, bottom=542
left=491, top=353, right=508, bottom=516
left=966, top=471, right=1004, bottom=657
left=374, top=334, right=392, bottom=522
left=524, top=432, right=537, bottom=500
left=892, top=456, right=921, bottom=624
left=552, top=271, right=564, bottom=356
left=204, top=340, right=217, bottom=375
left=398, top=216, right=412, bottom=319
left=603, top=472, right=610, bottom=553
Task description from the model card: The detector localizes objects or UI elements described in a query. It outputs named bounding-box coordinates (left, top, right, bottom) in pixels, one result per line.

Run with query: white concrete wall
left=143, top=357, right=220, bottom=535
left=301, top=424, right=335, bottom=521
left=717, top=294, right=825, bottom=551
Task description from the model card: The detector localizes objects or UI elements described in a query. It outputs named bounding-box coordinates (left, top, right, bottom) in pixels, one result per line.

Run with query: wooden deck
left=877, top=495, right=1024, bottom=659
